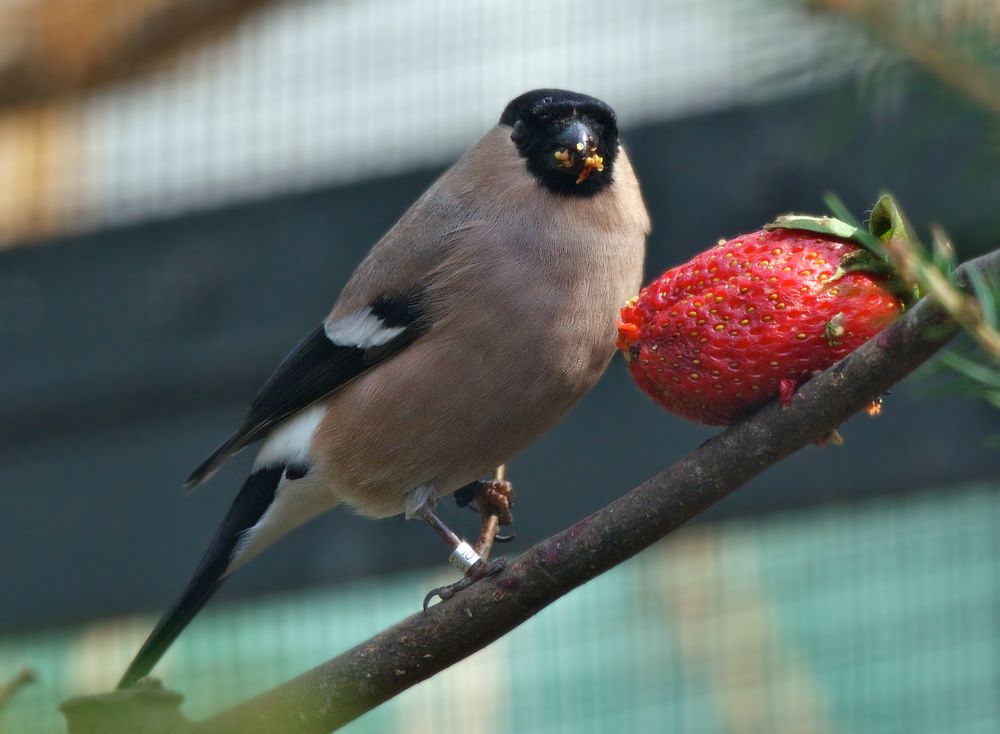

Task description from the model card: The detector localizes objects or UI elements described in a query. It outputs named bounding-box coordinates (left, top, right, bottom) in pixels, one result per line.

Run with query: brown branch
left=62, top=248, right=1000, bottom=734
left=0, top=0, right=282, bottom=112
left=197, top=248, right=1000, bottom=732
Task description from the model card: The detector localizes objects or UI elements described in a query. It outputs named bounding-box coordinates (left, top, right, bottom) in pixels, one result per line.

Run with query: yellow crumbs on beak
left=556, top=145, right=605, bottom=183
left=553, top=149, right=574, bottom=168
left=576, top=149, right=605, bottom=184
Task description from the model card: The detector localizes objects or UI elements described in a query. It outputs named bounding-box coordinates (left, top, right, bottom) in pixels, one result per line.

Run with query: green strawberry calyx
left=764, top=194, right=920, bottom=308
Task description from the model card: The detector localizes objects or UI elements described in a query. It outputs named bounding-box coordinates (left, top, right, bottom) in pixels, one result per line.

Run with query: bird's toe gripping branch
left=422, top=557, right=507, bottom=610
left=421, top=473, right=516, bottom=609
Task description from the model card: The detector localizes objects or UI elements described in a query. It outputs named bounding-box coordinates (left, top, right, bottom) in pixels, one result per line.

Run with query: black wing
left=184, top=293, right=426, bottom=490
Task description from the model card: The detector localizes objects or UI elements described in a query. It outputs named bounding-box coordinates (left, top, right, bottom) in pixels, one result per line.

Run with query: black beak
left=551, top=119, right=605, bottom=184
left=554, top=119, right=596, bottom=154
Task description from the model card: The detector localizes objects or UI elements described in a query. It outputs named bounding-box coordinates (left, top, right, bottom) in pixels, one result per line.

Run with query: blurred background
left=1, top=0, right=998, bottom=732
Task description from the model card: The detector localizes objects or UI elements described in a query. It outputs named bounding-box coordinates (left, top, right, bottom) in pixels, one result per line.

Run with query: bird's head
left=500, top=89, right=620, bottom=197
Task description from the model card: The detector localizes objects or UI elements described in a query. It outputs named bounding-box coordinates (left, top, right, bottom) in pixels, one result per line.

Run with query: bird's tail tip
left=116, top=667, right=147, bottom=691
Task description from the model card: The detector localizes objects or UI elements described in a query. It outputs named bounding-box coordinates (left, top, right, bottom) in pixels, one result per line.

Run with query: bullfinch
left=119, top=88, right=650, bottom=688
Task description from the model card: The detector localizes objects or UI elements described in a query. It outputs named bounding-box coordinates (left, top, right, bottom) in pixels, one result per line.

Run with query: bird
left=118, top=88, right=650, bottom=689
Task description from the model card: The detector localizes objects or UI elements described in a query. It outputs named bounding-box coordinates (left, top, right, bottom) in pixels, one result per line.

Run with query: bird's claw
left=422, top=557, right=507, bottom=610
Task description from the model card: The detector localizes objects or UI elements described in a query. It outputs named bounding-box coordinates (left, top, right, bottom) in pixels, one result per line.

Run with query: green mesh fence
left=3, top=482, right=998, bottom=734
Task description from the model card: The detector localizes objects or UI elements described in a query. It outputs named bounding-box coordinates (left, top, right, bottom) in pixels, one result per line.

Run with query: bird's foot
left=475, top=478, right=514, bottom=525
left=423, top=466, right=514, bottom=609
left=470, top=476, right=515, bottom=562
left=423, top=557, right=507, bottom=610
left=454, top=477, right=515, bottom=523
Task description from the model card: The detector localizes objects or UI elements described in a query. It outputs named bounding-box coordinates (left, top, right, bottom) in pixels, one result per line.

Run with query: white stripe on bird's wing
left=323, top=308, right=407, bottom=348
left=253, top=404, right=326, bottom=471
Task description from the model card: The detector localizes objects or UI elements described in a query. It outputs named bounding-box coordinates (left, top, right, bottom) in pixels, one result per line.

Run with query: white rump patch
left=253, top=404, right=326, bottom=471
left=227, top=470, right=336, bottom=575
left=324, top=308, right=406, bottom=348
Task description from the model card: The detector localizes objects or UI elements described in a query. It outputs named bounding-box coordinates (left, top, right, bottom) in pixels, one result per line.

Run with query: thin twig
left=0, top=668, right=37, bottom=712
left=882, top=227, right=1000, bottom=363
left=812, top=0, right=1000, bottom=118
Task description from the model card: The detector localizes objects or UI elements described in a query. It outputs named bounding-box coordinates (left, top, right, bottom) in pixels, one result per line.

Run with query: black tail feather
left=118, top=574, right=223, bottom=689
left=118, top=466, right=285, bottom=689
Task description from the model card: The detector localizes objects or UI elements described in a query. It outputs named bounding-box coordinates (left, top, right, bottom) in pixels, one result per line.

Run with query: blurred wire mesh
left=1, top=0, right=998, bottom=732
left=3, top=483, right=998, bottom=734
left=0, top=0, right=886, bottom=244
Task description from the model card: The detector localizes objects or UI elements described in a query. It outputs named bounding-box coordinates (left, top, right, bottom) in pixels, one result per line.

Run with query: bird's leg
left=418, top=502, right=506, bottom=609
left=422, top=467, right=514, bottom=609
left=415, top=501, right=481, bottom=571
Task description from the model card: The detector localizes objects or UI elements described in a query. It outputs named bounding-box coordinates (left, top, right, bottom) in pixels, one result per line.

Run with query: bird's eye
left=511, top=120, right=527, bottom=143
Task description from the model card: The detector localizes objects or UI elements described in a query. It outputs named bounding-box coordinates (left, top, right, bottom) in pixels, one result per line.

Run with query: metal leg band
left=449, top=541, right=481, bottom=572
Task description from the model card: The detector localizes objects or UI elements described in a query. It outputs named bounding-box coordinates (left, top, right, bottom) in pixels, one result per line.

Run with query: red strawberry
left=617, top=226, right=903, bottom=425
